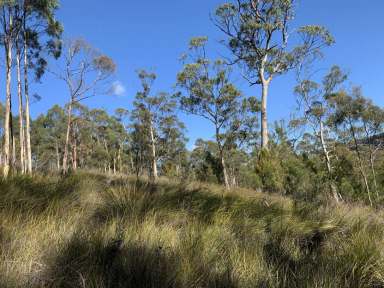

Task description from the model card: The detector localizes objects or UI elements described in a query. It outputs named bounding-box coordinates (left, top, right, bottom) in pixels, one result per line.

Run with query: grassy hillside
left=0, top=173, right=383, bottom=288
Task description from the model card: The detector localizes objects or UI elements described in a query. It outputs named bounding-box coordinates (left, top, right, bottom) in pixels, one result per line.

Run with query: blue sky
left=13, top=0, right=384, bottom=148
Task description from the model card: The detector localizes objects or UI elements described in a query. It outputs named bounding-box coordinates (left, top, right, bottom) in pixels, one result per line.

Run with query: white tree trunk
left=149, top=123, right=158, bottom=180
left=3, top=28, right=13, bottom=178
left=56, top=142, right=61, bottom=171
left=221, top=152, right=230, bottom=190
left=319, top=121, right=342, bottom=203
left=62, top=102, right=73, bottom=173
left=261, top=80, right=269, bottom=149
left=24, top=30, right=32, bottom=174
left=16, top=43, right=25, bottom=174
left=71, top=125, right=77, bottom=171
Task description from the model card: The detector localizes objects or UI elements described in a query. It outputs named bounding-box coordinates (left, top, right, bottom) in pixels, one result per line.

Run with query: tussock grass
left=0, top=172, right=383, bottom=287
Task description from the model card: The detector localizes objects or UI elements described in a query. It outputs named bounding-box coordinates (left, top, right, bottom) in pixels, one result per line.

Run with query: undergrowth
left=0, top=172, right=383, bottom=287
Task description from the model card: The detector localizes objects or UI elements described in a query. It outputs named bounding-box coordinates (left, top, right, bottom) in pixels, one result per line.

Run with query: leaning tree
left=50, top=38, right=116, bottom=173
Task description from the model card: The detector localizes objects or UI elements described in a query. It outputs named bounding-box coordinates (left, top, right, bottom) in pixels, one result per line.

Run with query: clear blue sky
left=16, top=0, right=384, bottom=148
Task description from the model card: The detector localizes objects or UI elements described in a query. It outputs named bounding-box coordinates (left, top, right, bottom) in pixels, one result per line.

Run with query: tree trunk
left=118, top=146, right=122, bottom=173
left=220, top=152, right=230, bottom=190
left=369, top=153, right=379, bottom=198
left=261, top=80, right=269, bottom=149
left=149, top=123, right=158, bottom=180
left=71, top=124, right=77, bottom=171
left=3, top=24, right=13, bottom=178
left=24, top=26, right=32, bottom=175
left=56, top=142, right=61, bottom=171
left=363, top=124, right=379, bottom=198
left=319, top=121, right=342, bottom=203
left=16, top=41, right=25, bottom=174
left=12, top=134, right=16, bottom=168
left=350, top=122, right=372, bottom=206
left=62, top=101, right=73, bottom=173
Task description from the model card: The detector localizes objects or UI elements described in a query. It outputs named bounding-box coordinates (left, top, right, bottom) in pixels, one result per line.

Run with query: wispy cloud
left=110, top=81, right=126, bottom=97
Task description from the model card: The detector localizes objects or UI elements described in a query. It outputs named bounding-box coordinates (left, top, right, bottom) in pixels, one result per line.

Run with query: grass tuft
left=0, top=172, right=383, bottom=287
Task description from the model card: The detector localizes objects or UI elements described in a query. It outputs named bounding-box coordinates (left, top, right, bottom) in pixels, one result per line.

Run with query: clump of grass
left=0, top=172, right=383, bottom=287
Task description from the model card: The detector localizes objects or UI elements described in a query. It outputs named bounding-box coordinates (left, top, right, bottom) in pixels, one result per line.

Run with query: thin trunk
left=149, top=123, right=158, bottom=180
left=364, top=125, right=379, bottom=198
left=16, top=40, right=25, bottom=174
left=350, top=122, right=372, bottom=206
left=261, top=80, right=269, bottom=149
left=118, top=146, right=122, bottom=173
left=23, top=21, right=32, bottom=174
left=3, top=15, right=13, bottom=177
left=220, top=151, right=230, bottom=190
left=71, top=124, right=77, bottom=170
left=12, top=134, right=16, bottom=168
left=56, top=142, right=60, bottom=171
left=216, top=125, right=230, bottom=190
left=319, top=120, right=342, bottom=203
left=369, top=153, right=379, bottom=198
left=62, top=101, right=73, bottom=173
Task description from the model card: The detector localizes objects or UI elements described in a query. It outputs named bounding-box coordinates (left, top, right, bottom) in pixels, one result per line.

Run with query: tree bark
left=261, top=80, right=269, bottom=149
left=56, top=142, right=60, bottom=171
left=23, top=23, right=32, bottom=174
left=62, top=101, right=73, bottom=173
left=350, top=122, right=372, bottom=206
left=319, top=120, right=342, bottom=203
left=220, top=151, right=230, bottom=190
left=369, top=152, right=379, bottom=198
left=3, top=16, right=13, bottom=178
left=16, top=40, right=25, bottom=174
left=118, top=146, right=122, bottom=173
left=149, top=122, right=158, bottom=180
left=71, top=124, right=77, bottom=171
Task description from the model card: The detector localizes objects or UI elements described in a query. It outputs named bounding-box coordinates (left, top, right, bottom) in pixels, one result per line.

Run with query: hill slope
left=0, top=173, right=383, bottom=287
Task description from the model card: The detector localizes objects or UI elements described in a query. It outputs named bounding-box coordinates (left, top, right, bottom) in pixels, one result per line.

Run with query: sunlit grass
left=0, top=172, right=383, bottom=287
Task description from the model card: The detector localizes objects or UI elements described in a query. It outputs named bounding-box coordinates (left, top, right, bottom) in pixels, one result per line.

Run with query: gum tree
left=50, top=39, right=116, bottom=173
left=131, top=70, right=183, bottom=181
left=176, top=37, right=249, bottom=190
left=294, top=66, right=347, bottom=203
left=214, top=0, right=334, bottom=149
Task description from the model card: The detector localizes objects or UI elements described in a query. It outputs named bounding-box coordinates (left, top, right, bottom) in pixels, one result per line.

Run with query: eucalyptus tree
left=214, top=0, right=334, bottom=149
left=0, top=0, right=17, bottom=177
left=294, top=66, right=347, bottom=202
left=114, top=108, right=130, bottom=173
left=159, top=114, right=188, bottom=178
left=327, top=88, right=384, bottom=206
left=131, top=70, right=183, bottom=180
left=361, top=103, right=384, bottom=197
left=50, top=38, right=116, bottom=173
left=189, top=139, right=223, bottom=184
left=176, top=37, right=248, bottom=190
left=19, top=0, right=62, bottom=174
left=31, top=104, right=66, bottom=171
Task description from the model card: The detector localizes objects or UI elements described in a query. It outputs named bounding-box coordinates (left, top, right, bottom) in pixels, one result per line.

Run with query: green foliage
left=214, top=0, right=334, bottom=85
left=131, top=70, right=187, bottom=178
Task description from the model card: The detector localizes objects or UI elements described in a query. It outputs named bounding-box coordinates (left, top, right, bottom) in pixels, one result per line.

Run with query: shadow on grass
left=92, top=178, right=291, bottom=228
left=37, top=234, right=239, bottom=288
left=0, top=173, right=83, bottom=216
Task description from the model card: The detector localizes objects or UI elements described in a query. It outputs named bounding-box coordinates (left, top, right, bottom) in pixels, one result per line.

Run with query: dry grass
left=0, top=172, right=383, bottom=287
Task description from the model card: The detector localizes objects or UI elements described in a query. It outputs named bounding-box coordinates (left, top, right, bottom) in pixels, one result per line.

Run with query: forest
left=0, top=0, right=384, bottom=287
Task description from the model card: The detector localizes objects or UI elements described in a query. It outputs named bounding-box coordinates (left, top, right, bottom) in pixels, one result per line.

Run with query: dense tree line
left=0, top=0, right=383, bottom=206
